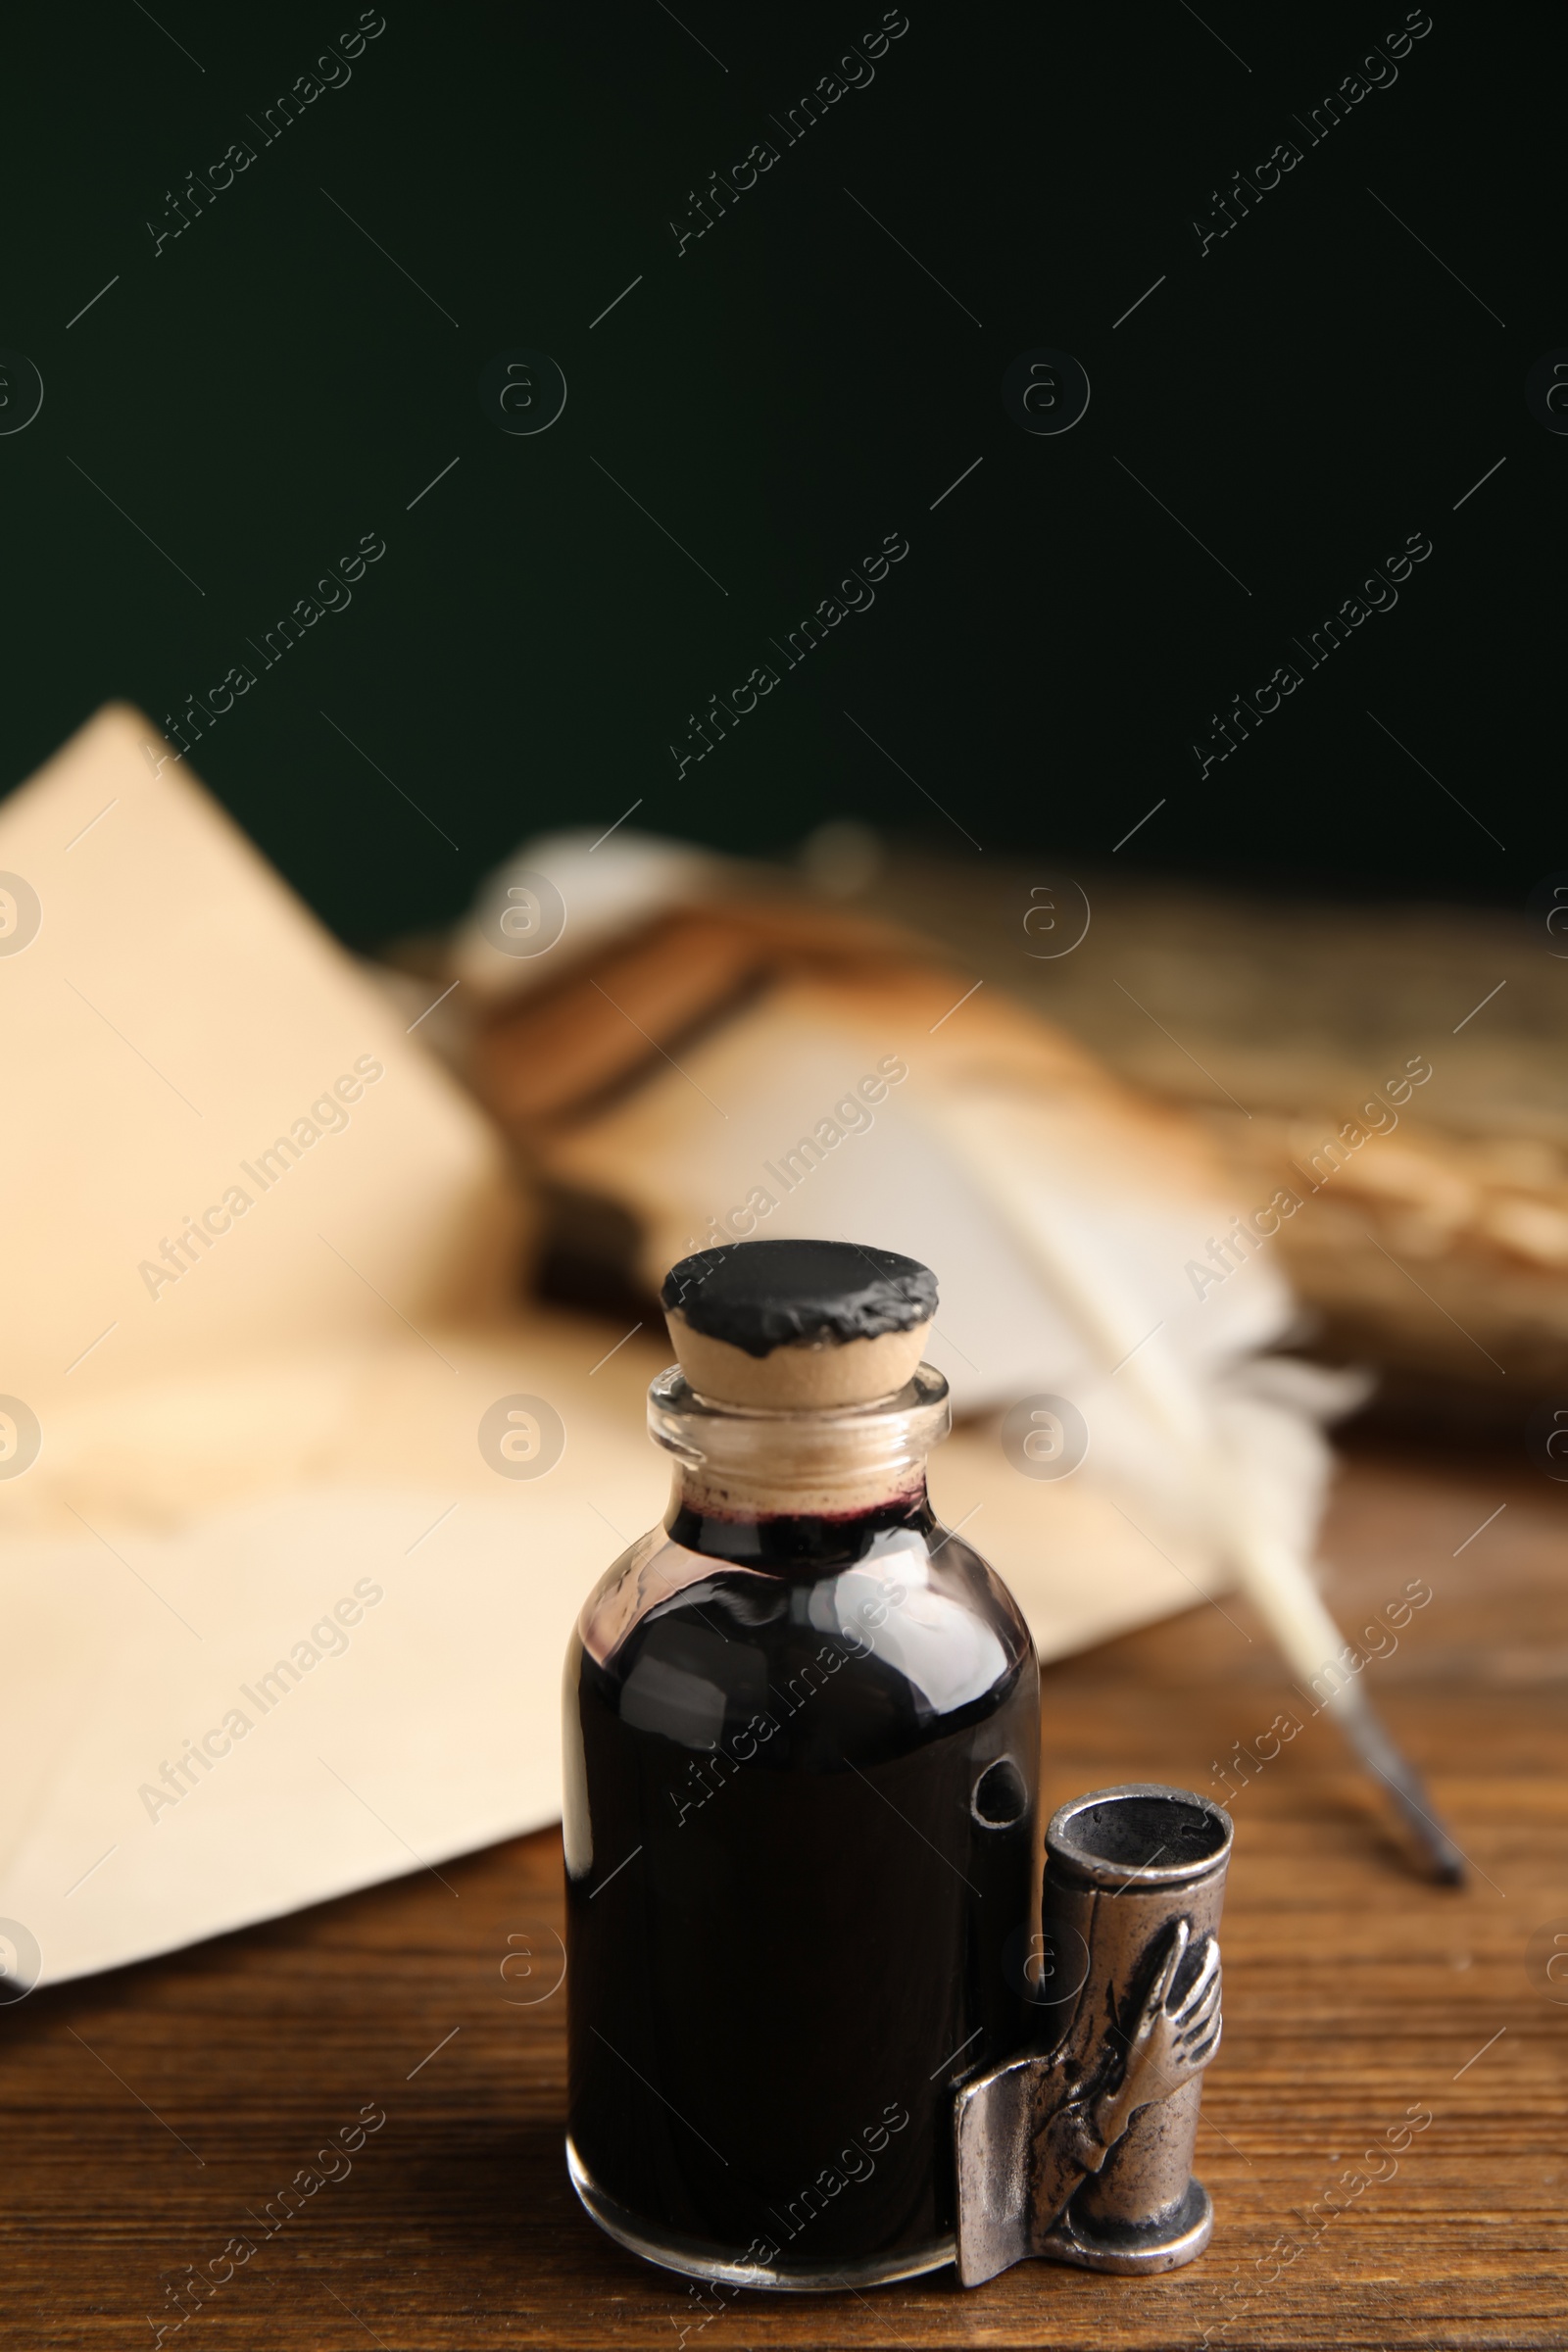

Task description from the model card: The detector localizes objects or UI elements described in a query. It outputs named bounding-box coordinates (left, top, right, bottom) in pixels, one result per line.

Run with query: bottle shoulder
left=573, top=1518, right=1035, bottom=1743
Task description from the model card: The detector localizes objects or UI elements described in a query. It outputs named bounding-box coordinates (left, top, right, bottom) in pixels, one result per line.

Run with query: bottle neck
left=648, top=1362, right=951, bottom=1528
left=664, top=1485, right=934, bottom=1571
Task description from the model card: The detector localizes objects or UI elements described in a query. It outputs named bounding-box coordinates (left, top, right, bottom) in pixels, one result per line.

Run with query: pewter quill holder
left=954, top=1784, right=1231, bottom=2286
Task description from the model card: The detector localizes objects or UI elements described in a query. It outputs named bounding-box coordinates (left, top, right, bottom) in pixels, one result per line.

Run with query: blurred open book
left=848, top=854, right=1568, bottom=1442
left=0, top=710, right=1360, bottom=1986
left=0, top=709, right=663, bottom=1986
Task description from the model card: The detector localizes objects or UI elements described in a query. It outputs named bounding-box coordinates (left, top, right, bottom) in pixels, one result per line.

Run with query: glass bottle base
left=565, top=2136, right=956, bottom=2292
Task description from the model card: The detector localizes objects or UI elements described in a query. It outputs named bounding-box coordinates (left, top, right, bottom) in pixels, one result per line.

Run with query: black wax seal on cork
left=661, top=1240, right=938, bottom=1408
left=662, top=1238, right=937, bottom=1356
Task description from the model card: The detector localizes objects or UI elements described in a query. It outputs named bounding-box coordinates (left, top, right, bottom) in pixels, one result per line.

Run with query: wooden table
left=5, top=1445, right=1564, bottom=2349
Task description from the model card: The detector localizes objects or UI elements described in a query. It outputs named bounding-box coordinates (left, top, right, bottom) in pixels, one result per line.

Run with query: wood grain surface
left=4, top=1444, right=1564, bottom=2350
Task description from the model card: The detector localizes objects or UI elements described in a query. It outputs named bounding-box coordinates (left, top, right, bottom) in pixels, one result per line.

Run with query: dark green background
left=2, top=2, right=1552, bottom=945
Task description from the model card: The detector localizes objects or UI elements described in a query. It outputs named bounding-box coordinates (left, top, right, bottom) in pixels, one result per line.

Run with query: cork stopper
left=661, top=1239, right=937, bottom=1410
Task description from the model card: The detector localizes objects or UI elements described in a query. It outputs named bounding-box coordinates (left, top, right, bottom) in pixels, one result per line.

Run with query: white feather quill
left=474, top=831, right=1462, bottom=1878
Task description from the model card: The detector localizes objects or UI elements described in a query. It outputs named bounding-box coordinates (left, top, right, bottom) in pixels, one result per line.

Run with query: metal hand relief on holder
left=955, top=1784, right=1232, bottom=2287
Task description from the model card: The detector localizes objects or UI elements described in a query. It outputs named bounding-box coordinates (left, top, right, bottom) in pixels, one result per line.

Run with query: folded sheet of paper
left=0, top=711, right=1231, bottom=1992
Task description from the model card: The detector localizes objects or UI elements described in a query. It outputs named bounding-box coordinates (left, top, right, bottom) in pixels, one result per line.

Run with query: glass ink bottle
left=564, top=1239, right=1041, bottom=2287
